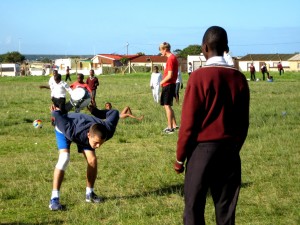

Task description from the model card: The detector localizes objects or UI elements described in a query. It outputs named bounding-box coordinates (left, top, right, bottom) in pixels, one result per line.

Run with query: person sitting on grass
left=49, top=104, right=119, bottom=211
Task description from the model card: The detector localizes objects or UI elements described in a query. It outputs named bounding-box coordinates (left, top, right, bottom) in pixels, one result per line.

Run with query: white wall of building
left=187, top=54, right=206, bottom=72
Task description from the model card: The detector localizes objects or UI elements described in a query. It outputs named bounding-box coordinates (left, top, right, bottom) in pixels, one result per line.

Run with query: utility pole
left=126, top=42, right=129, bottom=55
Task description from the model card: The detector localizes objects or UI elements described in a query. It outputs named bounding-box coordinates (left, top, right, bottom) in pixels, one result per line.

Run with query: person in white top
left=40, top=70, right=73, bottom=114
left=175, top=68, right=183, bottom=104
left=223, top=48, right=234, bottom=66
left=150, top=66, right=162, bottom=103
left=188, top=62, right=193, bottom=76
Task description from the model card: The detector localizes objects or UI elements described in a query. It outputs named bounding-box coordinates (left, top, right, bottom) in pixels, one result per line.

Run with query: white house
left=187, top=54, right=207, bottom=72
left=0, top=63, right=21, bottom=76
left=54, top=58, right=92, bottom=75
left=238, top=54, right=297, bottom=72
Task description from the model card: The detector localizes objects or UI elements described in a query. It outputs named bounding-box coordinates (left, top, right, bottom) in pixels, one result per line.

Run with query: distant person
left=175, top=68, right=183, bottom=104
left=250, top=63, right=256, bottom=81
left=223, top=47, right=234, bottom=66
left=188, top=62, right=193, bottom=76
left=65, top=66, right=71, bottom=81
left=277, top=62, right=284, bottom=75
left=86, top=69, right=99, bottom=106
left=104, top=102, right=144, bottom=121
left=175, top=26, right=250, bottom=225
left=70, top=73, right=92, bottom=93
left=39, top=71, right=73, bottom=115
left=261, top=63, right=270, bottom=81
left=49, top=104, right=119, bottom=211
left=150, top=66, right=162, bottom=103
left=159, top=42, right=178, bottom=134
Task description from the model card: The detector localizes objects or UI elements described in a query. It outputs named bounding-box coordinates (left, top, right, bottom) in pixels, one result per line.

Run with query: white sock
left=51, top=190, right=59, bottom=199
left=86, top=187, right=94, bottom=194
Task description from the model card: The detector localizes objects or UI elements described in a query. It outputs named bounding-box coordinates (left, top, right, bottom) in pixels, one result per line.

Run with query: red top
left=70, top=82, right=92, bottom=93
left=162, top=54, right=178, bottom=87
left=86, top=77, right=99, bottom=90
left=176, top=65, right=250, bottom=162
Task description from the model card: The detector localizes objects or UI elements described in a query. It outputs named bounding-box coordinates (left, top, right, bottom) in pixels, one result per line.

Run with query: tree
left=175, top=45, right=202, bottom=59
left=136, top=52, right=145, bottom=56
left=0, top=51, right=25, bottom=63
left=173, top=49, right=182, bottom=56
left=120, top=57, right=128, bottom=65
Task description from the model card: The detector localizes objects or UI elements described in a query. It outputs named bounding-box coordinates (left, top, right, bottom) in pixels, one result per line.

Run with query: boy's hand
left=174, top=160, right=185, bottom=174
left=50, top=104, right=60, bottom=111
left=87, top=103, right=95, bottom=112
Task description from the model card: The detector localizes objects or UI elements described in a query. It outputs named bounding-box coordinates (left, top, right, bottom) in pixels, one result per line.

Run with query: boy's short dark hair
left=89, top=123, right=107, bottom=141
left=54, top=74, right=62, bottom=83
left=202, top=26, right=228, bottom=54
left=77, top=73, right=84, bottom=80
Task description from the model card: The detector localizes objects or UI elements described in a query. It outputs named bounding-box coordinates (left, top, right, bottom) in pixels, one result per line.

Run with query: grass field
left=0, top=71, right=300, bottom=225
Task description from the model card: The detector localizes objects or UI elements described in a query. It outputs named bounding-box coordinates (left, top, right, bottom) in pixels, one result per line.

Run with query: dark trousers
left=65, top=74, right=71, bottom=81
left=279, top=69, right=284, bottom=75
left=250, top=72, right=256, bottom=81
left=183, top=142, right=241, bottom=225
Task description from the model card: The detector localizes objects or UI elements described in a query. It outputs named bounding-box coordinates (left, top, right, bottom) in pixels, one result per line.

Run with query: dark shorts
left=160, top=83, right=175, bottom=106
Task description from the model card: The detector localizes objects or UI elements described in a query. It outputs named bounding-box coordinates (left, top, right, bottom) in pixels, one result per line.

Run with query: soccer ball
left=33, top=119, right=43, bottom=128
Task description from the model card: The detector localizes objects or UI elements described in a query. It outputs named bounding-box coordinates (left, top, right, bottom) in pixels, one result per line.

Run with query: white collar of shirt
left=205, top=56, right=227, bottom=66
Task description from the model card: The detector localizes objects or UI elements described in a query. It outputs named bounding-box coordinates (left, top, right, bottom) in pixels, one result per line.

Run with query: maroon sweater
left=86, top=77, right=99, bottom=90
left=176, top=65, right=250, bottom=162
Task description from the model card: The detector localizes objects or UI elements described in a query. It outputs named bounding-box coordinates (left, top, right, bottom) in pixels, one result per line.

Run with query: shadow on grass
left=106, top=183, right=184, bottom=201
left=23, top=118, right=34, bottom=123
left=241, top=181, right=253, bottom=188
left=1, top=221, right=64, bottom=225
left=105, top=182, right=252, bottom=202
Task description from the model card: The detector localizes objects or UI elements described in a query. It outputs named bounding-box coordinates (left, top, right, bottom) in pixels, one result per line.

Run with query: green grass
left=0, top=71, right=300, bottom=224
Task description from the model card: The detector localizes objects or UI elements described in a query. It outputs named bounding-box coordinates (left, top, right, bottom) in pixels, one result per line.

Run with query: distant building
left=187, top=54, right=207, bottom=72
left=238, top=53, right=300, bottom=72
left=0, top=63, right=21, bottom=76
left=54, top=58, right=92, bottom=75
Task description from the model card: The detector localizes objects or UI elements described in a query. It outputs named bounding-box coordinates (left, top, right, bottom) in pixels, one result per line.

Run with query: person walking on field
left=277, top=61, right=284, bottom=75
left=159, top=42, right=179, bottom=134
left=188, top=62, right=193, bottom=76
left=49, top=104, right=119, bottom=211
left=150, top=66, right=162, bottom=103
left=174, top=26, right=250, bottom=225
left=175, top=67, right=183, bottom=104
left=65, top=66, right=71, bottom=81
left=250, top=63, right=256, bottom=81
left=86, top=69, right=99, bottom=106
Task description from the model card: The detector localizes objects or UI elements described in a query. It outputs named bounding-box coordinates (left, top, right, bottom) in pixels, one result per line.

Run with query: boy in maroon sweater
left=174, top=26, right=250, bottom=225
left=86, top=69, right=99, bottom=106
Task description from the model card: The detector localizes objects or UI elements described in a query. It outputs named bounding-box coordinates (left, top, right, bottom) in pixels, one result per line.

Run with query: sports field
left=0, top=72, right=299, bottom=224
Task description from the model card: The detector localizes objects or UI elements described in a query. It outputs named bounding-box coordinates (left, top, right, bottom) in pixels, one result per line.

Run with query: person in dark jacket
left=49, top=105, right=119, bottom=211
left=174, top=26, right=250, bottom=225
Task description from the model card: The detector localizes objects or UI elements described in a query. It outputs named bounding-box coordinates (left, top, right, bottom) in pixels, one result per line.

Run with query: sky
left=1, top=0, right=300, bottom=57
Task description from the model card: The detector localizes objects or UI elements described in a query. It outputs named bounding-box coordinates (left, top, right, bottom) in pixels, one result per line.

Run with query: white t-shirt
left=49, top=77, right=72, bottom=98
left=223, top=52, right=234, bottom=66
left=176, top=71, right=183, bottom=84
left=150, top=72, right=162, bottom=87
